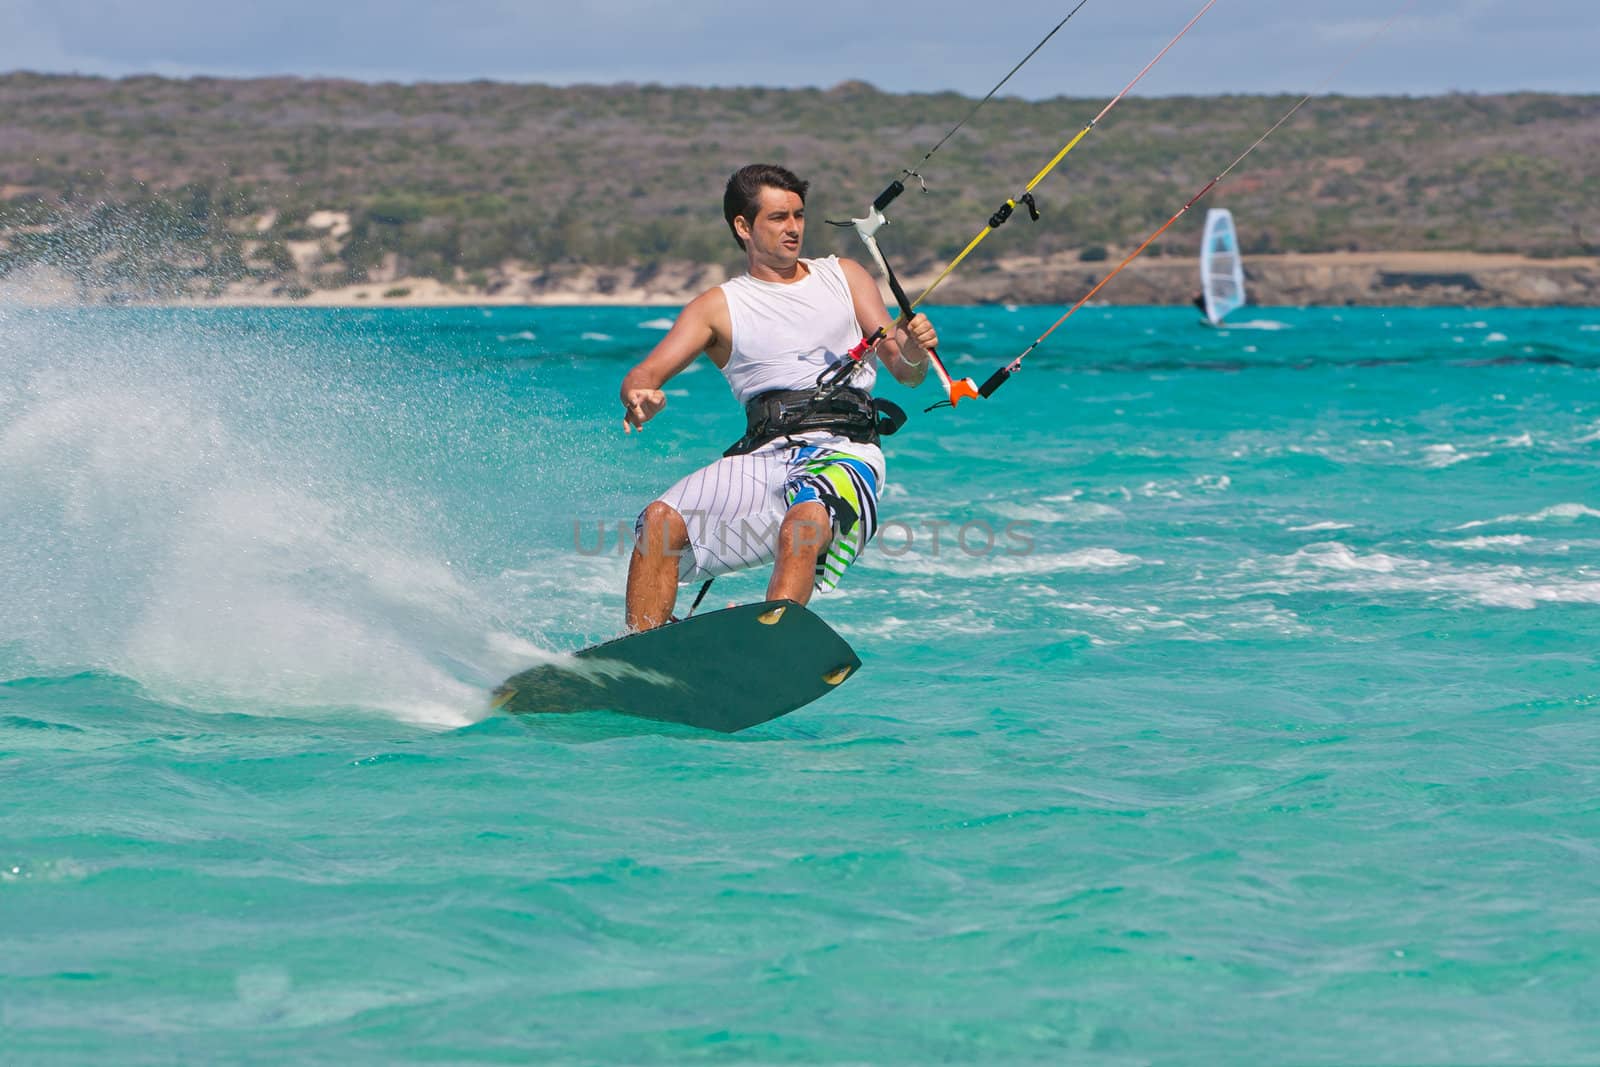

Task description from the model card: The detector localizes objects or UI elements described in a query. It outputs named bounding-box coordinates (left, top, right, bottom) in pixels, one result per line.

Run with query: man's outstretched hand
left=622, top=388, right=667, bottom=433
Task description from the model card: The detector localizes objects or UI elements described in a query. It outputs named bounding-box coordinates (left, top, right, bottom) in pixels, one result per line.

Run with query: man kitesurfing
left=618, top=164, right=939, bottom=632
left=496, top=6, right=1407, bottom=730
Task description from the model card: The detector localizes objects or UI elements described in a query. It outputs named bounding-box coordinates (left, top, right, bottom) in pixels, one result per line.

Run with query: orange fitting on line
left=946, top=377, right=982, bottom=406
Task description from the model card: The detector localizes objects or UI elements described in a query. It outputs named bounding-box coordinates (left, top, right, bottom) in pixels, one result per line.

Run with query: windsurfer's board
left=492, top=599, right=859, bottom=733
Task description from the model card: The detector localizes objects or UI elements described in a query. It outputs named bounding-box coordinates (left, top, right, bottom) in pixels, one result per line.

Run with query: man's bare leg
left=766, top=501, right=831, bottom=607
left=626, top=502, right=689, bottom=631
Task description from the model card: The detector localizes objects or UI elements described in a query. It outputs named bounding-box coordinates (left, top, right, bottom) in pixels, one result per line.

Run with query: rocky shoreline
left=948, top=251, right=1600, bottom=308
left=265, top=251, right=1600, bottom=308
left=4, top=252, right=1597, bottom=309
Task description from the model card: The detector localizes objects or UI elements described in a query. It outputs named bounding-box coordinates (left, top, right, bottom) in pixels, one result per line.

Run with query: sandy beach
left=3, top=251, right=1597, bottom=309
left=222, top=250, right=1600, bottom=308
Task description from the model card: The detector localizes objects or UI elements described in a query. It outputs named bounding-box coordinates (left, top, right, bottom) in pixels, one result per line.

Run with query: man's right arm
left=620, top=290, right=724, bottom=432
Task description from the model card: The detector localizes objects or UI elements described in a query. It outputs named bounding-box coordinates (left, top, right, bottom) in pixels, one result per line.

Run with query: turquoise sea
left=3, top=303, right=1598, bottom=1063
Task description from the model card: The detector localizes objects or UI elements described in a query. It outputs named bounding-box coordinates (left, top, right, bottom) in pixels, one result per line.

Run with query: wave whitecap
left=1456, top=503, right=1600, bottom=530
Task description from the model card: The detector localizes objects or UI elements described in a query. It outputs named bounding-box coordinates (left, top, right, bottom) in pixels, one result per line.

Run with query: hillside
left=1, top=73, right=1597, bottom=304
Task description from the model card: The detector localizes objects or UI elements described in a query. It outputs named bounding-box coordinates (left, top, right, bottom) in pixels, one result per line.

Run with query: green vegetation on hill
left=1, top=72, right=1596, bottom=298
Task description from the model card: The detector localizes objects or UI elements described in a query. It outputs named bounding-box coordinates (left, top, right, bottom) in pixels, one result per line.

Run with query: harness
left=724, top=384, right=907, bottom=457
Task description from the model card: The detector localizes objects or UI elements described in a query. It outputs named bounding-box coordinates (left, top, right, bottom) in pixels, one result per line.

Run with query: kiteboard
left=492, top=600, right=860, bottom=733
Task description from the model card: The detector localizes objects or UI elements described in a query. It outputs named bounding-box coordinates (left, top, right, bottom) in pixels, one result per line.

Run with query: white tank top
left=718, top=256, right=876, bottom=404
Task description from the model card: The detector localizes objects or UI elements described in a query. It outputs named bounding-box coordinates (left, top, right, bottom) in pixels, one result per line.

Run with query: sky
left=0, top=0, right=1595, bottom=97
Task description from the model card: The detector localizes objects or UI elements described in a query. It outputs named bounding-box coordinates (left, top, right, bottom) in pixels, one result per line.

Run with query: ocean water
left=3, top=302, right=1598, bottom=1064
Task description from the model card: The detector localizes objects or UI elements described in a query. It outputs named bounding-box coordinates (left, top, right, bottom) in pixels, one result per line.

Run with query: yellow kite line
left=969, top=0, right=1423, bottom=402
left=910, top=0, right=1219, bottom=310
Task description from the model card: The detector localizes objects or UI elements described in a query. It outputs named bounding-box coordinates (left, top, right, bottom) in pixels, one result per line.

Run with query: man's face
left=736, top=186, right=805, bottom=265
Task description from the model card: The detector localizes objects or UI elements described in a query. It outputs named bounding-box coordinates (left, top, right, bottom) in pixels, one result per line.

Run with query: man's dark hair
left=723, top=164, right=809, bottom=251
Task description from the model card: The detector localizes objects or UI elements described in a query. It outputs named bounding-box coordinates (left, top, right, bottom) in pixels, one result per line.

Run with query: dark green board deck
left=492, top=600, right=860, bottom=733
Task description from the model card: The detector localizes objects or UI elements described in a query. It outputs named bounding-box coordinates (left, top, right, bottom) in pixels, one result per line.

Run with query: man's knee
left=780, top=502, right=832, bottom=557
left=635, top=501, right=689, bottom=558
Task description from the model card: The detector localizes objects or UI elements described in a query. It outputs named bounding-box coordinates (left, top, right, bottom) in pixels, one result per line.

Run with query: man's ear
left=732, top=214, right=752, bottom=244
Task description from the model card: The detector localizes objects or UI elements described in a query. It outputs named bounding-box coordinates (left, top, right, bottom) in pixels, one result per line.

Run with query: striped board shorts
left=641, top=432, right=885, bottom=593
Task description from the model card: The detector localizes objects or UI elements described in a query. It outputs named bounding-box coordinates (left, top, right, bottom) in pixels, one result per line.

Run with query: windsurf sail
left=1198, top=207, right=1246, bottom=325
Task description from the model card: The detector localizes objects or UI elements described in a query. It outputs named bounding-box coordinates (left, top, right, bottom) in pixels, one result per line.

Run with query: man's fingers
left=899, top=313, right=937, bottom=348
left=622, top=390, right=666, bottom=434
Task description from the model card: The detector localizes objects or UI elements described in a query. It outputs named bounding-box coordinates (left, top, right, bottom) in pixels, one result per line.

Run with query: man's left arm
left=839, top=259, right=937, bottom=388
